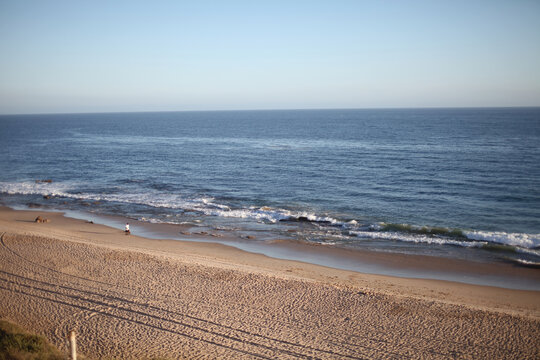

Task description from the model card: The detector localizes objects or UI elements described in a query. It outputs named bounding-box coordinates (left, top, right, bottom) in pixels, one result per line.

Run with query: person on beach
left=125, top=223, right=130, bottom=235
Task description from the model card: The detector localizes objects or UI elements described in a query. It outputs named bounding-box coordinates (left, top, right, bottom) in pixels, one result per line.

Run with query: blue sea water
left=1, top=108, right=539, bottom=267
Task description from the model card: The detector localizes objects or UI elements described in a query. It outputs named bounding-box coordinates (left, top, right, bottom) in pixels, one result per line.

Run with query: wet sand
left=0, top=207, right=539, bottom=359
left=61, top=207, right=540, bottom=290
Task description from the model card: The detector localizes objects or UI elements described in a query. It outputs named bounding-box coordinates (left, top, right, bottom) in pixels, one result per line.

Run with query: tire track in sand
left=1, top=233, right=375, bottom=359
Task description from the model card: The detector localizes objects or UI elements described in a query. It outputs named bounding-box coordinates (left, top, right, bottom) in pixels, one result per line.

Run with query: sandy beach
left=0, top=207, right=539, bottom=359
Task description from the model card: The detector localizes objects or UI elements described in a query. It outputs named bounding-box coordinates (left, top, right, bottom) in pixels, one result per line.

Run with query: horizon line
left=1, top=105, right=540, bottom=116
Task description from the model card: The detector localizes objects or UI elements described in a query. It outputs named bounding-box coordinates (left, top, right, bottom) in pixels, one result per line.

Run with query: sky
left=1, top=0, right=539, bottom=114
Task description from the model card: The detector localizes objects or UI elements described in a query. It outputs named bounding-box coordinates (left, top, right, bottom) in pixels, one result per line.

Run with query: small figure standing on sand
left=125, top=223, right=130, bottom=235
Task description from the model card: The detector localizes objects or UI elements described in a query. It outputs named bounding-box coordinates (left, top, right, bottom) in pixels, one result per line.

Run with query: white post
left=69, top=330, right=77, bottom=360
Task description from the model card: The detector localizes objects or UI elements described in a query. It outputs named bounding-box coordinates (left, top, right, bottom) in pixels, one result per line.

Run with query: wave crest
left=2, top=180, right=539, bottom=253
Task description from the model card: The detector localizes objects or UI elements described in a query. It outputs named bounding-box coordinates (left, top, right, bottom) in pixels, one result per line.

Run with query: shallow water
left=1, top=108, right=539, bottom=267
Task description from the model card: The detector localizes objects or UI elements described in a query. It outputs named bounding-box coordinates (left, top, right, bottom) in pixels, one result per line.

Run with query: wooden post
left=69, top=330, right=77, bottom=360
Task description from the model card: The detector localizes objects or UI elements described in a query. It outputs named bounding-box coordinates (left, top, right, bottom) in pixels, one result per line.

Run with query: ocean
left=1, top=108, right=539, bottom=270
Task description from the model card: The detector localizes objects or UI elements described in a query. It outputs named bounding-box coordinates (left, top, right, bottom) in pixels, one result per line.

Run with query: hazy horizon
left=3, top=105, right=540, bottom=117
left=1, top=1, right=539, bottom=114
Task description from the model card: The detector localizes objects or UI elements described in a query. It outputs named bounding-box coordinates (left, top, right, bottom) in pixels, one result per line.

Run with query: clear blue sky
left=1, top=0, right=539, bottom=114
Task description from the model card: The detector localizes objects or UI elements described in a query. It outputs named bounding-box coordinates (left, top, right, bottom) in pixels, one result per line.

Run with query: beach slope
left=0, top=208, right=538, bottom=359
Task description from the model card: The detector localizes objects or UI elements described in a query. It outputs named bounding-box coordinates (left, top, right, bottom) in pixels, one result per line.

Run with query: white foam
left=137, top=217, right=168, bottom=224
left=3, top=180, right=540, bottom=253
left=0, top=180, right=75, bottom=197
left=369, top=223, right=385, bottom=231
left=0, top=180, right=211, bottom=211
left=464, top=230, right=540, bottom=249
left=193, top=204, right=346, bottom=227
left=349, top=230, right=486, bottom=248
left=0, top=181, right=305, bottom=223
left=514, top=259, right=540, bottom=266
left=350, top=229, right=540, bottom=254
left=199, top=207, right=289, bottom=222
left=515, top=247, right=540, bottom=257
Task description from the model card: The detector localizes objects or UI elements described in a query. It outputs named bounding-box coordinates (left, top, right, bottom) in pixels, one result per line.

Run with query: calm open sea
left=1, top=108, right=539, bottom=267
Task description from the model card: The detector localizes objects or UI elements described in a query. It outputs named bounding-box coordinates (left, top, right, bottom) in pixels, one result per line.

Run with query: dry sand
left=0, top=207, right=539, bottom=359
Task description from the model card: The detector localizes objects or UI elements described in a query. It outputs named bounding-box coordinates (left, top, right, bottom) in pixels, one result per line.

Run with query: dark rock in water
left=35, top=179, right=53, bottom=183
left=27, top=203, right=42, bottom=208
left=300, top=217, right=332, bottom=225
left=246, top=235, right=256, bottom=240
left=43, top=195, right=52, bottom=200
left=280, top=216, right=317, bottom=223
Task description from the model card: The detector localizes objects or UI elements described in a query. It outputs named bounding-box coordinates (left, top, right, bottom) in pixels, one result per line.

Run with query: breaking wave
left=1, top=180, right=539, bottom=256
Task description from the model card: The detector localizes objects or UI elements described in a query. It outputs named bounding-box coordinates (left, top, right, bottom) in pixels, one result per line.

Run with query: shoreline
left=1, top=206, right=539, bottom=312
left=10, top=204, right=540, bottom=291
left=1, top=206, right=539, bottom=358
